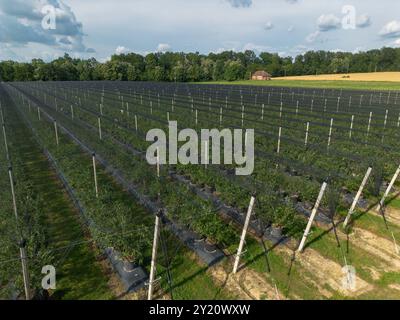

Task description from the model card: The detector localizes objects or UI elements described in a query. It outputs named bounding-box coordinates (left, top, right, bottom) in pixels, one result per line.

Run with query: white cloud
left=306, top=31, right=320, bottom=43
left=356, top=14, right=372, bottom=28
left=115, top=46, right=128, bottom=54
left=393, top=39, right=400, bottom=47
left=264, top=21, right=274, bottom=30
left=380, top=20, right=400, bottom=38
left=226, top=0, right=252, bottom=8
left=156, top=43, right=171, bottom=52
left=317, top=14, right=341, bottom=31
left=0, top=0, right=90, bottom=52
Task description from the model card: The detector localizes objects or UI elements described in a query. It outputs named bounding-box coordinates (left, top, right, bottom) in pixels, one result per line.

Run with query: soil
left=208, top=264, right=282, bottom=300
left=275, top=246, right=372, bottom=297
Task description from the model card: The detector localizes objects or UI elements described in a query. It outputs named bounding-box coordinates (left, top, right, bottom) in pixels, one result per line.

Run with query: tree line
left=1, top=47, right=399, bottom=82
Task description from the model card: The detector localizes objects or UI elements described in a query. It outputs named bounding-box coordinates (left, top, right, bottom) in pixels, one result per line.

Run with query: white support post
left=367, top=112, right=372, bottom=139
left=327, top=118, right=333, bottom=149
left=92, top=153, right=99, bottom=198
left=261, top=103, right=265, bottom=120
left=98, top=117, right=102, bottom=140
left=383, top=109, right=388, bottom=130
left=70, top=105, right=74, bottom=120
left=277, top=127, right=282, bottom=154
left=219, top=107, right=223, bottom=126
left=310, top=99, right=314, bottom=112
left=343, top=167, right=372, bottom=228
left=305, top=122, right=310, bottom=147
left=54, top=120, right=59, bottom=146
left=204, top=141, right=208, bottom=169
left=2, top=123, right=9, bottom=159
left=296, top=101, right=299, bottom=116
left=233, top=196, right=256, bottom=274
left=397, top=112, right=400, bottom=128
left=195, top=109, right=198, bottom=125
left=167, top=111, right=170, bottom=122
left=241, top=105, right=245, bottom=127
left=9, top=168, right=31, bottom=300
left=378, top=164, right=400, bottom=213
left=156, top=147, right=160, bottom=178
left=298, top=182, right=328, bottom=252
left=336, top=97, right=340, bottom=113
left=349, top=115, right=354, bottom=139
left=19, top=242, right=31, bottom=300
left=37, top=107, right=41, bottom=120
left=148, top=212, right=161, bottom=300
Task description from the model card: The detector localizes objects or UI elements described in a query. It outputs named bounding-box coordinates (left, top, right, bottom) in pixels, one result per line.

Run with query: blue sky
left=0, top=0, right=399, bottom=62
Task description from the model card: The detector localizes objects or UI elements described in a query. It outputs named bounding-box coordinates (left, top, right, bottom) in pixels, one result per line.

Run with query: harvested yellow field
left=274, top=72, right=400, bottom=82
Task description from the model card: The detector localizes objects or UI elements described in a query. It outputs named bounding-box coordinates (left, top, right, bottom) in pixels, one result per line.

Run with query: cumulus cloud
left=0, top=0, right=90, bottom=52
left=264, top=21, right=274, bottom=30
left=156, top=43, right=171, bottom=53
left=115, top=46, right=128, bottom=54
left=226, top=0, right=252, bottom=8
left=317, top=14, right=341, bottom=31
left=356, top=14, right=372, bottom=28
left=306, top=31, right=321, bottom=43
left=393, top=39, right=400, bottom=47
left=379, top=20, right=400, bottom=38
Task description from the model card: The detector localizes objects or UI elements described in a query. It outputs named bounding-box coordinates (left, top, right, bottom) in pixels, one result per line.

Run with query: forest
left=0, top=47, right=399, bottom=82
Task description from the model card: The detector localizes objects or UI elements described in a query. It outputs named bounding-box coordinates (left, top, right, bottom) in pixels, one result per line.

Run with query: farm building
left=251, top=70, right=271, bottom=80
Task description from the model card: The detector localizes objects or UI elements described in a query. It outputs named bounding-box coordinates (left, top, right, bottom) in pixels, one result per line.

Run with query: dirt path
left=209, top=264, right=282, bottom=300
left=349, top=228, right=400, bottom=270
left=275, top=246, right=372, bottom=297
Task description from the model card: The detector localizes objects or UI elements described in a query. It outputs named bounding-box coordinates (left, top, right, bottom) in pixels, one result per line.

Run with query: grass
left=9, top=108, right=114, bottom=300
left=197, top=80, right=400, bottom=91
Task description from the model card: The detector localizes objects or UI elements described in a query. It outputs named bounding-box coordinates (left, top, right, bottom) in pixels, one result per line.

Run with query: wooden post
left=233, top=195, right=256, bottom=274
left=92, top=153, right=99, bottom=198
left=148, top=211, right=162, bottom=300
left=298, top=182, right=328, bottom=252
left=343, top=167, right=372, bottom=227
left=305, top=122, right=309, bottom=147
left=98, top=117, right=102, bottom=140
left=349, top=115, right=354, bottom=139
left=377, top=164, right=400, bottom=213
left=54, top=120, right=59, bottom=146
